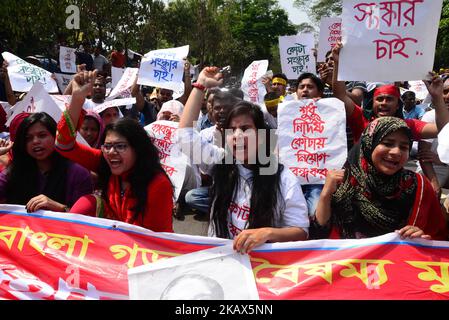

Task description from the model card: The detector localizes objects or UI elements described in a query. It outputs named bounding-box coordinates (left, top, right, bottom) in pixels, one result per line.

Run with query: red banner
left=0, top=205, right=448, bottom=300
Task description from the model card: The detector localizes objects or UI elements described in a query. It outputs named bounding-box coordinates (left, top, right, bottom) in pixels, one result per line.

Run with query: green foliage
left=435, top=0, right=449, bottom=69
left=0, top=0, right=297, bottom=75
left=294, top=0, right=342, bottom=25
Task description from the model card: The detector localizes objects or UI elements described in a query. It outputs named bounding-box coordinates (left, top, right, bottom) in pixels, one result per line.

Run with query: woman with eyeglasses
left=55, top=70, right=174, bottom=232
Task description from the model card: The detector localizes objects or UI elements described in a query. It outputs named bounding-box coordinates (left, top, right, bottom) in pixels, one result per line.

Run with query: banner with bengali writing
left=144, top=121, right=187, bottom=201
left=2, top=52, right=59, bottom=93
left=278, top=98, right=348, bottom=185
left=240, top=60, right=269, bottom=105
left=339, top=0, right=443, bottom=81
left=0, top=205, right=449, bottom=300
left=59, top=46, right=77, bottom=74
left=317, top=17, right=342, bottom=63
left=279, top=34, right=316, bottom=80
left=137, top=45, right=189, bottom=92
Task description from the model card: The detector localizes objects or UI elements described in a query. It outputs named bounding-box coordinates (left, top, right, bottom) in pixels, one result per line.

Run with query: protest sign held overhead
left=408, top=80, right=430, bottom=101
left=137, top=45, right=189, bottom=92
left=106, top=67, right=139, bottom=101
left=317, top=17, right=342, bottom=62
left=54, top=73, right=74, bottom=94
left=278, top=98, right=347, bottom=184
left=111, top=66, right=125, bottom=90
left=240, top=60, right=269, bottom=105
left=59, top=46, right=77, bottom=74
left=2, top=52, right=59, bottom=93
left=6, top=82, right=63, bottom=127
left=279, top=33, right=316, bottom=80
left=339, top=0, right=443, bottom=81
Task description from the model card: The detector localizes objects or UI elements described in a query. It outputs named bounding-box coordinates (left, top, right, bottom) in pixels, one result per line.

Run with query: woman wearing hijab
left=311, top=117, right=448, bottom=240
left=79, top=110, right=104, bottom=149
left=156, top=100, right=184, bottom=122
left=332, top=42, right=447, bottom=144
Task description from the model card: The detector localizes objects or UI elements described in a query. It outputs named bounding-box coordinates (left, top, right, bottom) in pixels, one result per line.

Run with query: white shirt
left=177, top=127, right=309, bottom=238
left=207, top=164, right=309, bottom=239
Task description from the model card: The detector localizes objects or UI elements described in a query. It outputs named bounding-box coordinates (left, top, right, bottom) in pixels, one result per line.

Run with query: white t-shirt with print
left=207, top=165, right=309, bottom=239
left=177, top=127, right=309, bottom=238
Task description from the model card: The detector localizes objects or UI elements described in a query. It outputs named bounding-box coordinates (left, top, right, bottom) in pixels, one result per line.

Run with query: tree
left=435, top=0, right=449, bottom=70
left=219, top=0, right=297, bottom=74
left=294, top=0, right=342, bottom=25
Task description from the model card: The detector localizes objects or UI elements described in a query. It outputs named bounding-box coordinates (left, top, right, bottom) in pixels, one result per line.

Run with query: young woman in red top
left=55, top=70, right=174, bottom=232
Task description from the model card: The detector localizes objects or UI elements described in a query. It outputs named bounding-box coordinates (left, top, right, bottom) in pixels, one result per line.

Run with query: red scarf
left=104, top=174, right=139, bottom=225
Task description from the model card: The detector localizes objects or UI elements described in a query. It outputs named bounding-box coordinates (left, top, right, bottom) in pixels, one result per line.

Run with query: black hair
left=296, top=72, right=325, bottom=93
left=213, top=90, right=241, bottom=107
left=6, top=112, right=69, bottom=205
left=401, top=91, right=416, bottom=99
left=228, top=88, right=244, bottom=100
left=210, top=101, right=284, bottom=239
left=97, top=118, right=173, bottom=221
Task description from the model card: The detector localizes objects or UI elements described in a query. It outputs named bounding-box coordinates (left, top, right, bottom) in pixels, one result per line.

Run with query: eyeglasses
left=101, top=142, right=129, bottom=153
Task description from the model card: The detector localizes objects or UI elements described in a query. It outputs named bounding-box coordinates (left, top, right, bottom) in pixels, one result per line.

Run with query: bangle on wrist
left=192, top=82, right=206, bottom=91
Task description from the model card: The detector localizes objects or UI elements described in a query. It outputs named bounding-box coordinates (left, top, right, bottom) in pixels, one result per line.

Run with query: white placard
left=137, top=45, right=189, bottom=92
left=93, top=98, right=136, bottom=114
left=111, top=66, right=125, bottom=90
left=127, top=48, right=142, bottom=59
left=317, top=17, right=342, bottom=62
left=128, top=245, right=259, bottom=300
left=408, top=80, right=430, bottom=101
left=278, top=98, right=347, bottom=184
left=145, top=121, right=187, bottom=201
left=339, top=0, right=443, bottom=81
left=240, top=60, right=269, bottom=105
left=279, top=33, right=316, bottom=80
left=106, top=67, right=138, bottom=101
left=0, top=102, right=13, bottom=120
left=6, top=82, right=63, bottom=127
left=54, top=73, right=74, bottom=94
left=59, top=46, right=77, bottom=74
left=2, top=52, right=59, bottom=93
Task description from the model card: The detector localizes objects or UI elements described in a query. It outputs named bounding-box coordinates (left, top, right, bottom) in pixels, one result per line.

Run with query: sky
left=278, top=0, right=311, bottom=25
left=162, top=0, right=311, bottom=26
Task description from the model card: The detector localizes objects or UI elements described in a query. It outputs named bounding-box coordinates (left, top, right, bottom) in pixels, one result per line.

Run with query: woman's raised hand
left=72, top=70, right=98, bottom=101
left=196, top=67, right=223, bottom=89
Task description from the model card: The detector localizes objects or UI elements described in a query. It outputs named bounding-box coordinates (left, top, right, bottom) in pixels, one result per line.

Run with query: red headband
left=373, top=85, right=400, bottom=99
left=9, top=112, right=31, bottom=142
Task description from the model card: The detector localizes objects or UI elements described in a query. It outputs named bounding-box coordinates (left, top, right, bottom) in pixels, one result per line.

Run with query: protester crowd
left=1, top=36, right=449, bottom=256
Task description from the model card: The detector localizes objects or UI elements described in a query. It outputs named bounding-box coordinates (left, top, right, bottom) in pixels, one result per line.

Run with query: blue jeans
left=185, top=187, right=210, bottom=214
left=301, top=184, right=324, bottom=217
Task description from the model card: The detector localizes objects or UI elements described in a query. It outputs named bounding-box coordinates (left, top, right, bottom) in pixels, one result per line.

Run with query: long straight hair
left=6, top=112, right=68, bottom=205
left=97, top=118, right=173, bottom=220
left=210, top=101, right=285, bottom=238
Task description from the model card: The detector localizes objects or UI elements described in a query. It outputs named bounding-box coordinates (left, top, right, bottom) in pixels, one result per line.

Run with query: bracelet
left=192, top=82, right=206, bottom=91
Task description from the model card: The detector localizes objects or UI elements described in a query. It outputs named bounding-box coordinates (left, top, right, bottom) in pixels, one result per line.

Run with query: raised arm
left=331, top=43, right=356, bottom=118
left=177, top=60, right=193, bottom=106
left=425, top=73, right=449, bottom=132
left=67, top=70, right=98, bottom=126
left=179, top=67, right=223, bottom=129
left=131, top=77, right=145, bottom=112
